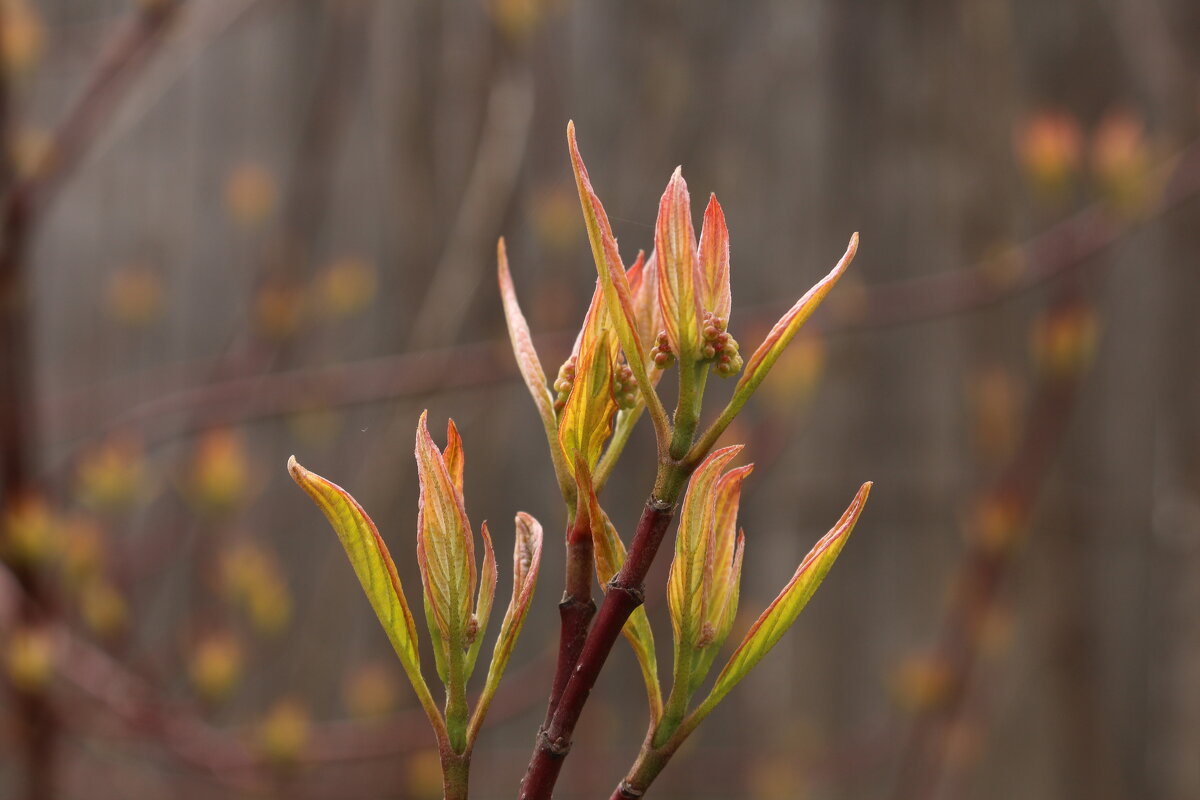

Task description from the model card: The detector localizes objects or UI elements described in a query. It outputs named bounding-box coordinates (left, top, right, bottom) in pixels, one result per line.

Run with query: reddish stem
left=544, top=516, right=597, bottom=727
left=519, top=497, right=677, bottom=800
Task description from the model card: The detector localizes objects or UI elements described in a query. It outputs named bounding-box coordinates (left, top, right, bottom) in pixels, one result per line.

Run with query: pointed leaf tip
left=568, top=122, right=670, bottom=443
left=698, top=193, right=731, bottom=321
left=497, top=238, right=574, bottom=502
left=470, top=511, right=543, bottom=742
left=414, top=412, right=475, bottom=650
left=699, top=481, right=871, bottom=714
left=733, top=233, right=859, bottom=403
left=287, top=456, right=430, bottom=714
left=656, top=166, right=702, bottom=361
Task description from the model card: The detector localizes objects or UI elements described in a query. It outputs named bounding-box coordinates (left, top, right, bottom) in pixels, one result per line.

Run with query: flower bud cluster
left=700, top=312, right=742, bottom=377
left=650, top=331, right=675, bottom=369
left=612, top=360, right=638, bottom=410
left=553, top=356, right=577, bottom=414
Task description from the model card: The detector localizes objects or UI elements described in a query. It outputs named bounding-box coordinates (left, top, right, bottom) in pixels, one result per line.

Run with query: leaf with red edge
left=415, top=411, right=476, bottom=650
left=470, top=512, right=543, bottom=742
left=667, top=445, right=743, bottom=655
left=655, top=168, right=704, bottom=361
left=497, top=239, right=574, bottom=500
left=734, top=234, right=858, bottom=405
left=697, top=194, right=731, bottom=321
left=465, top=521, right=497, bottom=680
left=567, top=121, right=668, bottom=440
left=697, top=481, right=871, bottom=713
left=558, top=326, right=619, bottom=477
left=287, top=457, right=432, bottom=708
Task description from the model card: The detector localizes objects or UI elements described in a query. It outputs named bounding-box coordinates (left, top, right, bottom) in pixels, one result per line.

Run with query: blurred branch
left=888, top=291, right=1093, bottom=800
left=408, top=66, right=534, bottom=348
left=43, top=135, right=1200, bottom=458
left=13, top=2, right=182, bottom=222
left=0, top=556, right=551, bottom=790
left=0, top=5, right=182, bottom=800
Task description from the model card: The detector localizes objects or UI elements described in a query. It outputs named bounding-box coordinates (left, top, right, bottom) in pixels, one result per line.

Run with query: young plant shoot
left=291, top=121, right=869, bottom=800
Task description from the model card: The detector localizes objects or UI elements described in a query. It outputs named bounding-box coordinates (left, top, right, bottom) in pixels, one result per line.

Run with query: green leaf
left=469, top=512, right=543, bottom=744
left=696, top=481, right=871, bottom=716
left=559, top=326, right=619, bottom=479
left=287, top=456, right=442, bottom=733
left=685, top=234, right=858, bottom=466
left=578, top=461, right=663, bottom=722
left=690, top=465, right=753, bottom=690
left=660, top=445, right=742, bottom=738
left=733, top=234, right=858, bottom=409
left=567, top=121, right=670, bottom=445
left=465, top=521, right=497, bottom=681
left=497, top=238, right=574, bottom=504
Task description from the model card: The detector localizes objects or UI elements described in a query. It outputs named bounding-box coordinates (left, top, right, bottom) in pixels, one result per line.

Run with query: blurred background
left=1, top=0, right=1199, bottom=798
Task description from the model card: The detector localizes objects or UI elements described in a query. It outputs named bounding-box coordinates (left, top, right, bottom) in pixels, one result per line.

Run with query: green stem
left=611, top=710, right=703, bottom=799
left=445, top=624, right=469, bottom=753
left=594, top=403, right=645, bottom=491
left=669, top=363, right=709, bottom=461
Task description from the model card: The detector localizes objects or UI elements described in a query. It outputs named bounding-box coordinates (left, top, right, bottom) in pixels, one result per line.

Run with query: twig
left=519, top=497, right=677, bottom=800
left=41, top=136, right=1200, bottom=459
left=889, top=290, right=1091, bottom=800
left=409, top=66, right=534, bottom=348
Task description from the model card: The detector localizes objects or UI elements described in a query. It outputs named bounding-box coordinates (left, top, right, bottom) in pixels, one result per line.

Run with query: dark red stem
left=519, top=497, right=676, bottom=800
left=544, top=516, right=597, bottom=727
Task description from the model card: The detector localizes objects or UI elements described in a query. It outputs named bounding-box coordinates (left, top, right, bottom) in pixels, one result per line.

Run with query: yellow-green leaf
left=578, top=461, right=663, bottom=722
left=698, top=481, right=871, bottom=715
left=667, top=445, right=743, bottom=654
left=686, top=234, right=858, bottom=466
left=415, top=411, right=476, bottom=647
left=444, top=418, right=465, bottom=496
left=734, top=234, right=858, bottom=406
left=559, top=327, right=619, bottom=478
left=465, top=521, right=497, bottom=680
left=567, top=121, right=670, bottom=444
left=655, top=168, right=703, bottom=362
left=497, top=238, right=574, bottom=503
left=287, top=456, right=437, bottom=725
left=706, top=464, right=752, bottom=638
left=469, top=512, right=543, bottom=743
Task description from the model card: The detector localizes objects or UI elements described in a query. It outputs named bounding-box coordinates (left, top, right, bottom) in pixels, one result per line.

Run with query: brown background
left=3, top=0, right=1200, bottom=798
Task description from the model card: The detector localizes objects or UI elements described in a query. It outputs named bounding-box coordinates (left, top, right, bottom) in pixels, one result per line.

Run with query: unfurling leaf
left=465, top=521, right=497, bottom=679
left=287, top=457, right=437, bottom=722
left=415, top=412, right=477, bottom=661
left=655, top=168, right=704, bottom=363
left=687, top=234, right=859, bottom=463
left=444, top=419, right=465, bottom=495
left=697, top=194, right=731, bottom=322
left=690, top=464, right=752, bottom=686
left=470, top=512, right=543, bottom=742
left=578, top=461, right=663, bottom=722
left=559, top=326, right=620, bottom=479
left=697, top=481, right=871, bottom=715
left=627, top=250, right=662, bottom=360
left=667, top=446, right=743, bottom=653
left=660, top=446, right=744, bottom=736
left=498, top=239, right=574, bottom=502
left=567, top=121, right=669, bottom=443
left=734, top=234, right=858, bottom=405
